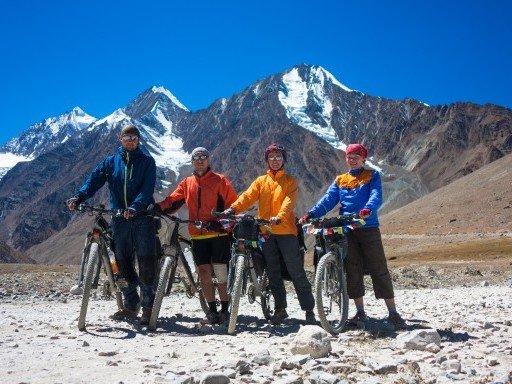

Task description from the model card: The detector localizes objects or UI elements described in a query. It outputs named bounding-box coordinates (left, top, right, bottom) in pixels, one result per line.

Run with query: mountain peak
left=151, top=86, right=189, bottom=111
left=287, top=64, right=354, bottom=93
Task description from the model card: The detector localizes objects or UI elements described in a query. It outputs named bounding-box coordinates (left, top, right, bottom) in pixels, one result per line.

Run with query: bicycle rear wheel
left=77, top=243, right=100, bottom=331
left=260, top=271, right=274, bottom=320
left=194, top=273, right=210, bottom=316
left=148, top=256, right=177, bottom=331
left=314, top=252, right=348, bottom=334
left=227, top=254, right=245, bottom=335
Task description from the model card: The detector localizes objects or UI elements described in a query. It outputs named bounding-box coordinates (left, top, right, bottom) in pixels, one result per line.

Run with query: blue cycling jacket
left=308, top=167, right=382, bottom=228
left=76, top=145, right=156, bottom=211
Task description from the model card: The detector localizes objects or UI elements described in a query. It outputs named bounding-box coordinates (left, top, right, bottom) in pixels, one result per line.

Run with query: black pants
left=261, top=234, right=314, bottom=311
left=345, top=227, right=394, bottom=299
left=111, top=215, right=157, bottom=309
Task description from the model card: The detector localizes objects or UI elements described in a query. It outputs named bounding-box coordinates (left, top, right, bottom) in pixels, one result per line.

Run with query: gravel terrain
left=1, top=259, right=511, bottom=384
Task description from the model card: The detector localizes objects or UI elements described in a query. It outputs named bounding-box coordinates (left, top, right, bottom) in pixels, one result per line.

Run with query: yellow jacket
left=231, top=169, right=298, bottom=235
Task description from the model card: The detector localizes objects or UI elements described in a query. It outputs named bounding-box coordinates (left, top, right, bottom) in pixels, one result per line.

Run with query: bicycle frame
left=227, top=240, right=263, bottom=299
left=75, top=204, right=124, bottom=331
left=215, top=213, right=272, bottom=334
left=304, top=214, right=364, bottom=334
left=148, top=213, right=210, bottom=331
left=160, top=216, right=198, bottom=296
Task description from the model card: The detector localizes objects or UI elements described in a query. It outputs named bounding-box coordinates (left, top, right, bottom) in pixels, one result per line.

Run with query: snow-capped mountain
left=0, top=107, right=96, bottom=179
left=0, top=64, right=511, bottom=264
left=83, top=86, right=192, bottom=187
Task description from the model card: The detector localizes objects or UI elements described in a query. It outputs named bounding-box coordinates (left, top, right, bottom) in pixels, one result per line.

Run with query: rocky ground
left=1, top=256, right=512, bottom=384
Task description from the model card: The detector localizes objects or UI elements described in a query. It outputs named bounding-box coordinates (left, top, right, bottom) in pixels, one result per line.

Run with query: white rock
left=199, top=372, right=230, bottom=384
left=441, top=359, right=461, bottom=373
left=308, top=370, right=342, bottom=384
left=395, top=329, right=442, bottom=351
left=289, top=325, right=332, bottom=358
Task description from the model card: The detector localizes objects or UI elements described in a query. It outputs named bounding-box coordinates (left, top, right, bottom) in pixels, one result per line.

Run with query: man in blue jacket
left=67, top=124, right=157, bottom=324
left=300, top=143, right=406, bottom=328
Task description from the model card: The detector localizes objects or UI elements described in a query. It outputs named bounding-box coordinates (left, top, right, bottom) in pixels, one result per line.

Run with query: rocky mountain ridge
left=0, top=64, right=511, bottom=263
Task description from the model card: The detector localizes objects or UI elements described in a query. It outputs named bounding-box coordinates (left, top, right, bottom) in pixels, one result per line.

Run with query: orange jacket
left=158, top=169, right=237, bottom=237
left=231, top=169, right=298, bottom=235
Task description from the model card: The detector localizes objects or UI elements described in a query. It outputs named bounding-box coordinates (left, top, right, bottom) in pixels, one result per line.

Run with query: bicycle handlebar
left=144, top=210, right=208, bottom=229
left=211, top=211, right=272, bottom=226
left=75, top=204, right=125, bottom=217
left=304, top=213, right=361, bottom=228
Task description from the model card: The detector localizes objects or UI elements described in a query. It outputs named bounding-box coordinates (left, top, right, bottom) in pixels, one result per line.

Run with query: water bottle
left=183, top=247, right=196, bottom=274
left=107, top=247, right=119, bottom=275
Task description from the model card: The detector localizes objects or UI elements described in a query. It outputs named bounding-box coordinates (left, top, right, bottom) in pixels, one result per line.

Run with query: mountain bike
left=147, top=213, right=210, bottom=331
left=73, top=204, right=125, bottom=331
left=303, top=214, right=364, bottom=334
left=214, top=213, right=272, bottom=335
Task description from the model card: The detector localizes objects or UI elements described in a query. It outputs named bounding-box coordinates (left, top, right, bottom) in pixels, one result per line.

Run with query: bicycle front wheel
left=227, top=254, right=245, bottom=335
left=77, top=242, right=100, bottom=331
left=148, top=256, right=177, bottom=331
left=314, top=252, right=348, bottom=334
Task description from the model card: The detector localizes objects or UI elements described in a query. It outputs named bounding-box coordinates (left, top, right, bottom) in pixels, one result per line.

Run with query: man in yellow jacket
left=223, top=144, right=316, bottom=325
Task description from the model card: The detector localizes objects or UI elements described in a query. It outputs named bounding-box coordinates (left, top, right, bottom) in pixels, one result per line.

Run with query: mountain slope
left=0, top=87, right=188, bottom=252
left=0, top=64, right=511, bottom=263
left=381, top=152, right=512, bottom=235
left=0, top=107, right=96, bottom=179
left=0, top=240, right=34, bottom=263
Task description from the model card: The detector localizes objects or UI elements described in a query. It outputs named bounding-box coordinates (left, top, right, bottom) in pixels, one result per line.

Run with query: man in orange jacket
left=157, top=147, right=237, bottom=324
left=223, top=144, right=316, bottom=325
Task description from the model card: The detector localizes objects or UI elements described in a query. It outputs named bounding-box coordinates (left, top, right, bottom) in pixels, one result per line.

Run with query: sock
left=388, top=306, right=398, bottom=314
left=208, top=301, right=218, bottom=313
left=356, top=304, right=365, bottom=314
left=221, top=300, right=229, bottom=312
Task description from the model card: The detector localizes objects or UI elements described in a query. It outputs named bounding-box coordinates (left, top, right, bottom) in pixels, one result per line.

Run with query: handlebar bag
left=233, top=215, right=260, bottom=241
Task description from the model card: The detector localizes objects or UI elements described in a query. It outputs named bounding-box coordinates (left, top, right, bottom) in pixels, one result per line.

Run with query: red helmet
left=264, top=143, right=287, bottom=162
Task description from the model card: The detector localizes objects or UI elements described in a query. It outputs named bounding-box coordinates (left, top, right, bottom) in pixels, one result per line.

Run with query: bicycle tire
left=314, top=252, right=349, bottom=334
left=180, top=252, right=210, bottom=317
left=260, top=271, right=274, bottom=320
left=100, top=245, right=123, bottom=310
left=197, top=283, right=210, bottom=316
left=148, top=256, right=176, bottom=331
left=227, top=254, right=245, bottom=335
left=77, top=242, right=100, bottom=331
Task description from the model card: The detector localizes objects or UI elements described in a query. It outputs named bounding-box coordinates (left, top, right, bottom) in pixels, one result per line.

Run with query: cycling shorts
left=191, top=235, right=231, bottom=266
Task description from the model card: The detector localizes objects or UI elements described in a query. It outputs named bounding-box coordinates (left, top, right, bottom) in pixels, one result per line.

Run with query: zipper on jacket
left=124, top=152, right=130, bottom=208
left=197, top=177, right=202, bottom=233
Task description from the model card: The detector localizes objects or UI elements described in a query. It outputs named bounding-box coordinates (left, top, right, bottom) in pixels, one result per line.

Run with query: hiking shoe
left=305, top=310, right=318, bottom=325
left=269, top=309, right=289, bottom=325
left=110, top=308, right=138, bottom=320
left=140, top=307, right=152, bottom=325
left=219, top=310, right=230, bottom=325
left=201, top=312, right=220, bottom=325
left=387, top=312, right=406, bottom=328
left=347, top=311, right=368, bottom=325
left=69, top=285, right=83, bottom=295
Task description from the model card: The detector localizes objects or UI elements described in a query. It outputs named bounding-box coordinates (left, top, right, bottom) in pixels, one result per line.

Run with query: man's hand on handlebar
left=269, top=216, right=281, bottom=225
left=66, top=197, right=82, bottom=211
left=216, top=207, right=235, bottom=218
left=298, top=213, right=311, bottom=225
left=124, top=207, right=136, bottom=219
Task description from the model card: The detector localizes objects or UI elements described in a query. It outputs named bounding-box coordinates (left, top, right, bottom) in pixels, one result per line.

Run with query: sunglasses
left=121, top=135, right=139, bottom=142
left=192, top=154, right=209, bottom=161
left=268, top=155, right=283, bottom=161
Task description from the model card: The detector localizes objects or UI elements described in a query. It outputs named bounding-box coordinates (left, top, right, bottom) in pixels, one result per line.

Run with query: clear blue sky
left=1, top=0, right=511, bottom=145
